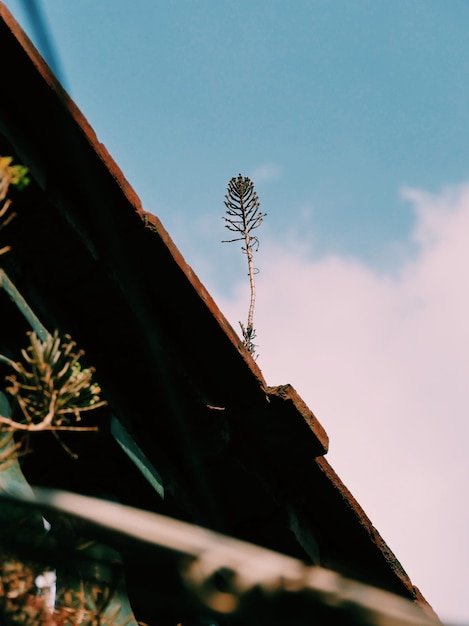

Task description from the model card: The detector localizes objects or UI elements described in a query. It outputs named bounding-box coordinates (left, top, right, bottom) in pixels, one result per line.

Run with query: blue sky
left=10, top=0, right=469, bottom=281
left=3, top=2, right=469, bottom=623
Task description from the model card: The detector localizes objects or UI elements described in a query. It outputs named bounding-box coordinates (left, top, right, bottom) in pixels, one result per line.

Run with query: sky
left=2, top=1, right=469, bottom=623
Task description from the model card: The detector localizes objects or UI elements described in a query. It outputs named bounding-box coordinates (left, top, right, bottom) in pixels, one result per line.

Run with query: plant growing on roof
left=223, top=174, right=266, bottom=358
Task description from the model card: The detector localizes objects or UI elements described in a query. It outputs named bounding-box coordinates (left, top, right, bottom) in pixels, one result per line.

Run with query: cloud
left=250, top=162, right=282, bottom=183
left=214, top=182, right=469, bottom=624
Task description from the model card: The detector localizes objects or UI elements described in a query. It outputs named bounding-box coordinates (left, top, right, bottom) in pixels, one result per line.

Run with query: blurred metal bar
left=0, top=487, right=441, bottom=626
left=0, top=268, right=48, bottom=340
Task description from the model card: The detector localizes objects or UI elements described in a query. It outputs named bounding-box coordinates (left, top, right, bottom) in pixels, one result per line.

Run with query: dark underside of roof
left=0, top=5, right=437, bottom=624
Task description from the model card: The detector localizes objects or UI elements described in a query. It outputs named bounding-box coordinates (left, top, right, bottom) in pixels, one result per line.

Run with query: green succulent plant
left=0, top=330, right=105, bottom=433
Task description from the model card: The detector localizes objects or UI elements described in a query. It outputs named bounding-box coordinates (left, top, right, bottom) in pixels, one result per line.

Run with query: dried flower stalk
left=223, top=174, right=266, bottom=358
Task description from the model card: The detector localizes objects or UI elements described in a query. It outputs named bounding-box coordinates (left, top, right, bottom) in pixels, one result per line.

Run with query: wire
left=17, top=0, right=68, bottom=90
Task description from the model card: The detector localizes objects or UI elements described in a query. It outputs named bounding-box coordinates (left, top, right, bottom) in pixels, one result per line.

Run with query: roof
left=0, top=3, right=438, bottom=622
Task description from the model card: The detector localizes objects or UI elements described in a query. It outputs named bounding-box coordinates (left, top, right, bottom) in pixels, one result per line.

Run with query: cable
left=17, top=0, right=68, bottom=90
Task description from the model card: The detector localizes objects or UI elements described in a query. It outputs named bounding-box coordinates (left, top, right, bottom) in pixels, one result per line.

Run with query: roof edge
left=0, top=2, right=270, bottom=393
left=315, top=456, right=439, bottom=619
left=267, top=384, right=329, bottom=454
left=0, top=2, right=142, bottom=213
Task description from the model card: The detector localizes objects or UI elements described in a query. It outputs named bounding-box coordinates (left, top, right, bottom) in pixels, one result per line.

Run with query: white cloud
left=215, top=182, right=469, bottom=625
left=250, top=162, right=282, bottom=183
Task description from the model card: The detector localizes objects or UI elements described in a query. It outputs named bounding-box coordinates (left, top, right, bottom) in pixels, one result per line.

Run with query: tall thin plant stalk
left=223, top=174, right=266, bottom=357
